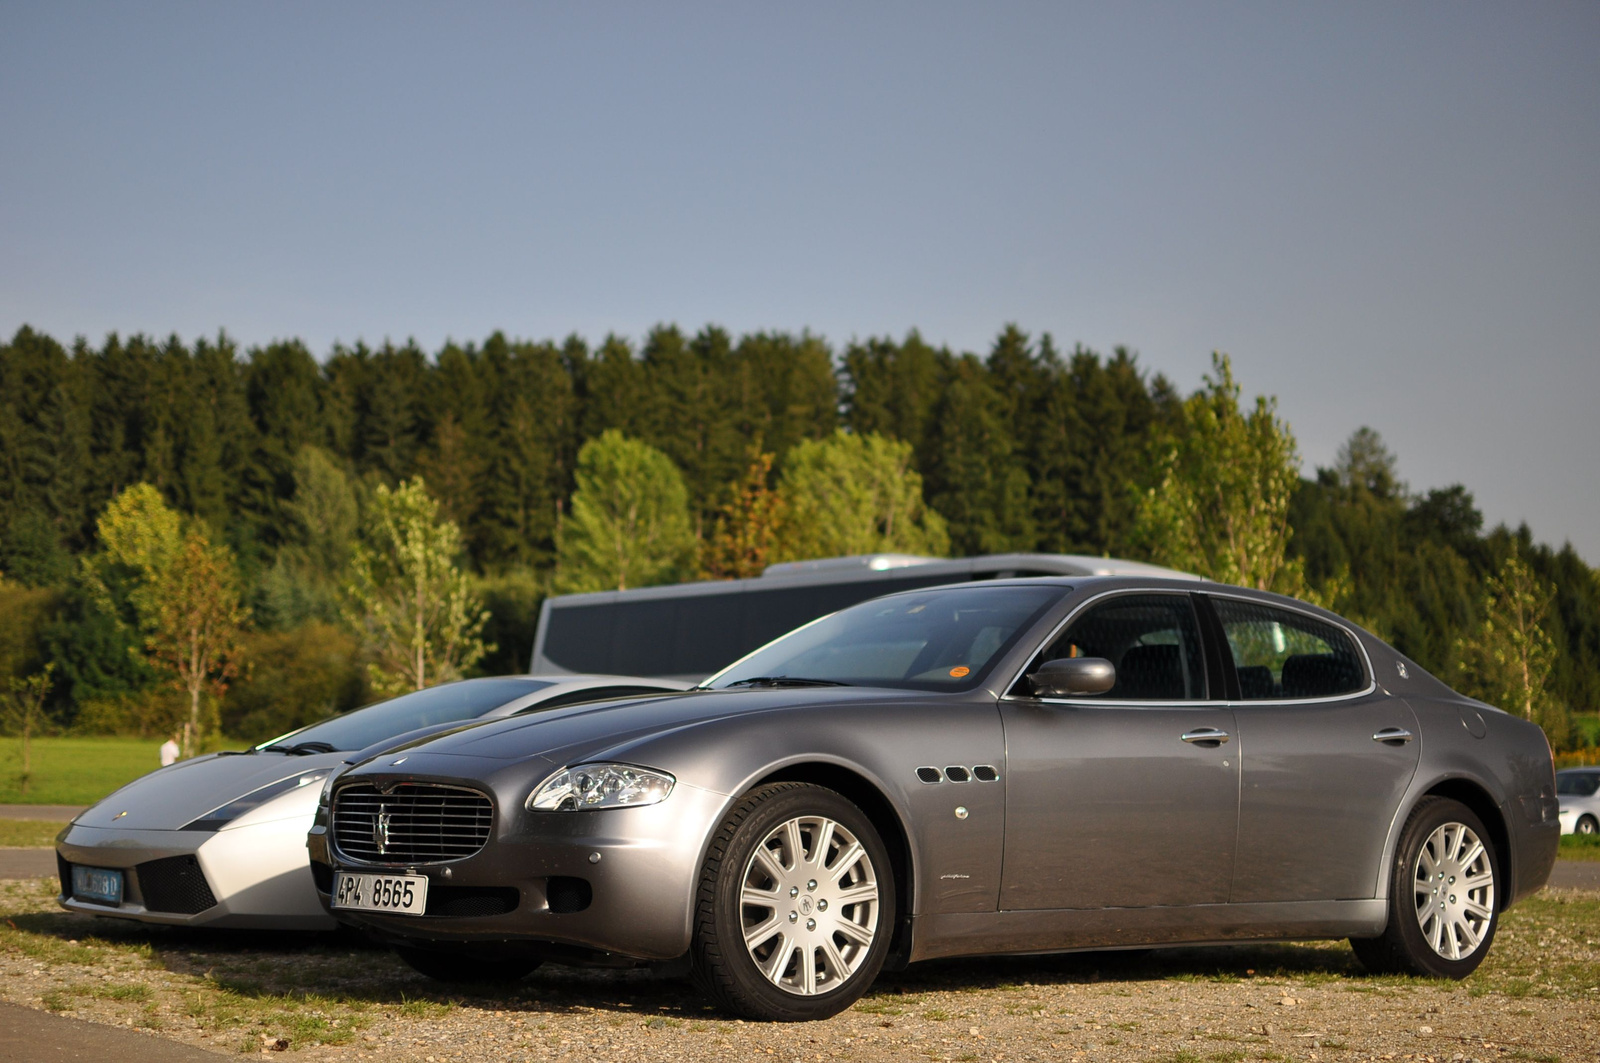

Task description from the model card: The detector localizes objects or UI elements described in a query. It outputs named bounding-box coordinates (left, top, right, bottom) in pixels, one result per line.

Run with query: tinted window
left=1557, top=772, right=1600, bottom=797
left=710, top=586, right=1063, bottom=692
left=263, top=678, right=552, bottom=752
left=539, top=571, right=1001, bottom=677
left=1028, top=594, right=1207, bottom=700
left=1211, top=598, right=1366, bottom=700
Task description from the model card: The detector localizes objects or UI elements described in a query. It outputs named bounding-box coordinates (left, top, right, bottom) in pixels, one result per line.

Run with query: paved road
left=0, top=806, right=84, bottom=821
left=0, top=849, right=57, bottom=879
left=0, top=1002, right=225, bottom=1060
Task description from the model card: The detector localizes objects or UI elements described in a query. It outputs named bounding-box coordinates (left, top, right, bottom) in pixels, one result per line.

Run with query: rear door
left=1204, top=595, right=1421, bottom=903
left=999, top=592, right=1240, bottom=909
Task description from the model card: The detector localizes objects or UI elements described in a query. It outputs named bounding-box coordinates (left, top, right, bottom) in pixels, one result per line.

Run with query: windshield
left=1557, top=772, right=1600, bottom=797
left=707, top=585, right=1064, bottom=692
left=259, top=678, right=553, bottom=752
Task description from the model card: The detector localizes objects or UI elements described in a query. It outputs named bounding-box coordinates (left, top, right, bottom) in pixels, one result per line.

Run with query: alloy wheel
left=1412, top=820, right=1495, bottom=961
left=738, top=814, right=880, bottom=996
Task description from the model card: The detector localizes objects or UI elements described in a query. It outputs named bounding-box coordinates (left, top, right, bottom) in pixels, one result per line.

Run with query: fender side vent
left=915, top=767, right=943, bottom=784
left=944, top=766, right=971, bottom=783
left=973, top=765, right=1000, bottom=782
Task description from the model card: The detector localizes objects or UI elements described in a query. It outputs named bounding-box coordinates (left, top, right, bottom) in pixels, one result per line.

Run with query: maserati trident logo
left=374, top=805, right=392, bottom=855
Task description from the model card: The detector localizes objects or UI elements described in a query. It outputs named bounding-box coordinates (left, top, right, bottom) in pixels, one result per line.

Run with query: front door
left=999, top=592, right=1240, bottom=910
left=1204, top=595, right=1422, bottom=903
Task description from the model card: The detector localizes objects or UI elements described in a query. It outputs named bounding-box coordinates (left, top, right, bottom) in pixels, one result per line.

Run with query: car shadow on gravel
left=26, top=900, right=1388, bottom=1023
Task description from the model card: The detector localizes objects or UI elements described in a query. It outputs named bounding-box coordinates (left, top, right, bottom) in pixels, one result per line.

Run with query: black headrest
left=1116, top=643, right=1185, bottom=700
left=1280, top=654, right=1362, bottom=699
left=1235, top=665, right=1276, bottom=699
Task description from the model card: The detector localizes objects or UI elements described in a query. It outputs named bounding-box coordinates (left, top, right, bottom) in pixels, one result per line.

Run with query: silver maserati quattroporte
left=309, top=577, right=1558, bottom=1020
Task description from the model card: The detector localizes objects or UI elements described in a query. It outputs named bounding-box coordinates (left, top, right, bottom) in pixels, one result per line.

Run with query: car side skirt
left=909, top=900, right=1388, bottom=962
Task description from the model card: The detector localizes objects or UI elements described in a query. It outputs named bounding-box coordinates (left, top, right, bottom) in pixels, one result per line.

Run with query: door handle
left=1180, top=728, right=1230, bottom=746
left=1373, top=727, right=1414, bottom=745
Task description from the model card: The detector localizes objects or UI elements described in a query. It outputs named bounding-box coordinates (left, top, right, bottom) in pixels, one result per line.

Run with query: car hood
left=74, top=751, right=347, bottom=831
left=374, top=686, right=906, bottom=765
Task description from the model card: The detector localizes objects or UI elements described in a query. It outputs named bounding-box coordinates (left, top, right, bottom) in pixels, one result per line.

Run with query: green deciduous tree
left=1458, top=547, right=1565, bottom=743
left=344, top=477, right=492, bottom=697
left=3, top=663, right=54, bottom=796
left=1130, top=353, right=1302, bottom=592
left=147, top=530, right=248, bottom=757
left=555, top=431, right=695, bottom=593
left=775, top=430, right=949, bottom=561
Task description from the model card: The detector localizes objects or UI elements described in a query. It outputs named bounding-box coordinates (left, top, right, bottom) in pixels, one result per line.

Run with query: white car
left=1556, top=768, right=1600, bottom=835
left=55, top=675, right=686, bottom=929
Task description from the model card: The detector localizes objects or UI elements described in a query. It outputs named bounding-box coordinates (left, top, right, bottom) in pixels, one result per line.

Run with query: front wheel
left=692, top=783, right=896, bottom=1021
left=1350, top=796, right=1498, bottom=978
left=1577, top=815, right=1598, bottom=835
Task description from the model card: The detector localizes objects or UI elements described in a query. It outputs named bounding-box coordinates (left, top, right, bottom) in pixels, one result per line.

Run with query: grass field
left=0, top=737, right=165, bottom=805
left=0, top=820, right=65, bottom=846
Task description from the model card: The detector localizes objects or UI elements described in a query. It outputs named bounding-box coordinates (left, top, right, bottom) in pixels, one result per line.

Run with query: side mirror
left=1028, top=657, right=1116, bottom=697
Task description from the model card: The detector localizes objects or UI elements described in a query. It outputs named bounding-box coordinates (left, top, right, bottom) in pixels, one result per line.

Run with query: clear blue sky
left=3, top=3, right=1597, bottom=559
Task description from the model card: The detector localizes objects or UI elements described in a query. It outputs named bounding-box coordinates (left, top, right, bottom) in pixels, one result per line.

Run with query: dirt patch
left=3, top=876, right=1598, bottom=1061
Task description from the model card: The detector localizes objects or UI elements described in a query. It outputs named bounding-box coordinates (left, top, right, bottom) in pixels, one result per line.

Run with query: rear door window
left=1210, top=598, right=1367, bottom=700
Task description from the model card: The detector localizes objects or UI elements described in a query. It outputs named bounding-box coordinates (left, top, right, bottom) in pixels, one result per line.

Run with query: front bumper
left=310, top=765, right=728, bottom=962
left=57, top=816, right=335, bottom=930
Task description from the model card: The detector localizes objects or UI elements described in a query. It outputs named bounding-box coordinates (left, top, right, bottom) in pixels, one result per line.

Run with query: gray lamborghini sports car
left=57, top=675, right=686, bottom=929
left=310, top=577, right=1558, bottom=1020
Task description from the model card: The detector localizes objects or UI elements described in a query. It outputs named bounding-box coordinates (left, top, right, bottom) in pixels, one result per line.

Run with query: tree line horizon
left=1, top=322, right=1595, bottom=753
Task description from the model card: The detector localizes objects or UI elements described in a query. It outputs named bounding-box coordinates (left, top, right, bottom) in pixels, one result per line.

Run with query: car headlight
left=526, top=763, right=675, bottom=812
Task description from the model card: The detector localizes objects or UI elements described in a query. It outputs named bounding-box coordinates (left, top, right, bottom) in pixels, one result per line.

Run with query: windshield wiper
left=719, top=676, right=849, bottom=689
left=262, top=740, right=338, bottom=756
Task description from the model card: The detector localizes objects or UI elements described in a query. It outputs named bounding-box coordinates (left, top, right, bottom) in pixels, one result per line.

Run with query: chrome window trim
left=1000, top=586, right=1378, bottom=706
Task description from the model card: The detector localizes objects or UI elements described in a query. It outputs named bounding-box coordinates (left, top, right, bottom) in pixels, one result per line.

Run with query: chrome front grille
left=331, top=782, right=494, bottom=864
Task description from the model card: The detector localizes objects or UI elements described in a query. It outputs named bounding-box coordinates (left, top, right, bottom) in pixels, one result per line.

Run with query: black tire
left=691, top=782, right=896, bottom=1021
left=396, top=946, right=541, bottom=983
left=1350, top=796, right=1498, bottom=979
left=1578, top=815, right=1598, bottom=835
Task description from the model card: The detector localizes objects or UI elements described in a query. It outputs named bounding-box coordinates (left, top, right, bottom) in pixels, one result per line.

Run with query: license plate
left=71, top=865, right=123, bottom=906
left=331, top=873, right=428, bottom=915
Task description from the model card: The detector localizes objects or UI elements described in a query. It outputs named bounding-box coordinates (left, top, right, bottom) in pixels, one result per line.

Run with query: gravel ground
left=3, top=876, right=1597, bottom=1062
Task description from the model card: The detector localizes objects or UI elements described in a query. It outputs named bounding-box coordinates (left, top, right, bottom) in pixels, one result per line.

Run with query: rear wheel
left=1577, top=815, right=1598, bottom=835
left=692, top=783, right=895, bottom=1021
left=1350, top=797, right=1498, bottom=978
left=396, top=947, right=541, bottom=983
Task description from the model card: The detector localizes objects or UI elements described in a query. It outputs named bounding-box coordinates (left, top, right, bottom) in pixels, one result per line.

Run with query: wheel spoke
left=782, top=819, right=805, bottom=870
left=1455, top=918, right=1482, bottom=953
left=741, top=884, right=781, bottom=908
left=751, top=845, right=786, bottom=885
left=809, top=819, right=836, bottom=872
left=759, top=932, right=794, bottom=980
left=743, top=914, right=782, bottom=948
left=829, top=841, right=865, bottom=884
left=1459, top=840, right=1486, bottom=872
left=798, top=943, right=818, bottom=994
left=835, top=917, right=875, bottom=947
left=820, top=935, right=851, bottom=983
left=835, top=882, right=878, bottom=907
